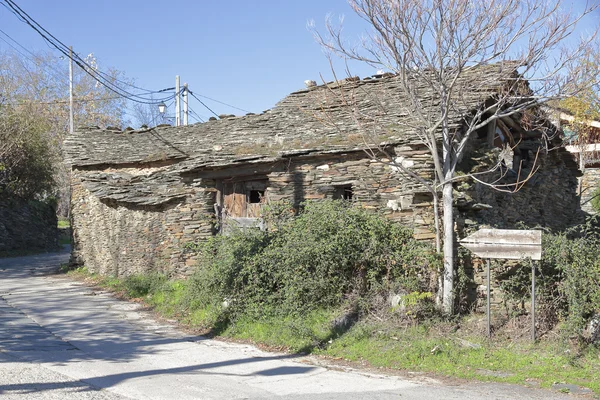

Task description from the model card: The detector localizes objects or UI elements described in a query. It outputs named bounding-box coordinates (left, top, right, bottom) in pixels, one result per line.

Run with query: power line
left=0, top=28, right=68, bottom=85
left=191, top=93, right=252, bottom=114
left=1, top=0, right=177, bottom=104
left=2, top=1, right=254, bottom=116
left=188, top=90, right=219, bottom=118
left=187, top=106, right=206, bottom=123
left=188, top=113, right=204, bottom=124
left=12, top=96, right=124, bottom=105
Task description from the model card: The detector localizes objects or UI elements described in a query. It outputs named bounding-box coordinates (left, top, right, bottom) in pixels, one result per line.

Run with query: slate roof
left=64, top=62, right=554, bottom=206
left=64, top=63, right=522, bottom=170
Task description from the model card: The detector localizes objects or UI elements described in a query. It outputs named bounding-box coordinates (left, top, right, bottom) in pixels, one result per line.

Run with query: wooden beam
left=186, top=161, right=285, bottom=180
left=500, top=116, right=527, bottom=138
left=486, top=119, right=497, bottom=148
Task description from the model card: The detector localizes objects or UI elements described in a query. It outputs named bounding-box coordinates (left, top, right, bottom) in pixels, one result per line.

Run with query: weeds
left=63, top=202, right=600, bottom=394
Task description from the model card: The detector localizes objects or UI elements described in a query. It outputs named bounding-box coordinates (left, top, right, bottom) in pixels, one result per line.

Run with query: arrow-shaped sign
left=460, top=228, right=542, bottom=260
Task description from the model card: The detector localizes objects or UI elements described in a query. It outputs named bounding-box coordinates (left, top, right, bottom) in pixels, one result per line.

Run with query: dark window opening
left=249, top=190, right=264, bottom=204
left=333, top=185, right=353, bottom=201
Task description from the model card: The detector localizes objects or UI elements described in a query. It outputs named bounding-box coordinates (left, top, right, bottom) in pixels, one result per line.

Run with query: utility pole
left=175, top=75, right=181, bottom=127
left=183, top=83, right=188, bottom=126
left=69, top=46, right=74, bottom=134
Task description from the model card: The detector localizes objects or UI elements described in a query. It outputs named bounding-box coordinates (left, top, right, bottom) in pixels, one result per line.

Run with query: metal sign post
left=460, top=229, right=542, bottom=341
left=486, top=258, right=491, bottom=337
left=531, top=259, right=536, bottom=341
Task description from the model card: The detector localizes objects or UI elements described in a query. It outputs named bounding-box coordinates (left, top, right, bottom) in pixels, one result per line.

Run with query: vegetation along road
left=0, top=248, right=576, bottom=399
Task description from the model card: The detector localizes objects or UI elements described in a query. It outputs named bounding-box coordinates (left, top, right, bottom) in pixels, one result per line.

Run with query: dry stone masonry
left=64, top=63, right=582, bottom=283
left=0, top=198, right=58, bottom=254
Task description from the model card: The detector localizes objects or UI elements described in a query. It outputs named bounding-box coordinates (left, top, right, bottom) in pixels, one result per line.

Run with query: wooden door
left=219, top=179, right=267, bottom=218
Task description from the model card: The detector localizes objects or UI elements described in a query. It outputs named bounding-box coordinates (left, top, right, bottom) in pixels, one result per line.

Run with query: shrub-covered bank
left=185, top=201, right=439, bottom=328
left=66, top=201, right=600, bottom=394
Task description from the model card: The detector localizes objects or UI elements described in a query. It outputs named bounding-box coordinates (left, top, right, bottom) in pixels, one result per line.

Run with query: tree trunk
left=433, top=190, right=443, bottom=307
left=442, top=180, right=454, bottom=315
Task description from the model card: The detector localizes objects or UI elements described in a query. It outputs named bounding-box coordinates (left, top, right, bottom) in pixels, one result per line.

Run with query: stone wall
left=70, top=146, right=439, bottom=276
left=265, top=147, right=436, bottom=240
left=579, top=168, right=600, bottom=214
left=70, top=141, right=581, bottom=284
left=458, top=150, right=580, bottom=231
left=454, top=149, right=581, bottom=312
left=0, top=198, right=58, bottom=254
left=70, top=171, right=217, bottom=276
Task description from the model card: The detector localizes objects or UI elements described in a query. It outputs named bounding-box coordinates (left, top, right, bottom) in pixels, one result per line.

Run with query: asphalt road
left=0, top=248, right=575, bottom=399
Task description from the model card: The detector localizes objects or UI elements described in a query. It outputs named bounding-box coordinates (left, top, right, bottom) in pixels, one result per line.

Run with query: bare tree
left=130, top=100, right=171, bottom=128
left=311, top=0, right=599, bottom=313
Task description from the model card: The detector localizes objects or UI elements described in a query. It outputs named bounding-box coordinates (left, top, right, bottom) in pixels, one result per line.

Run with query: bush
left=122, top=273, right=168, bottom=298
left=591, top=186, right=600, bottom=214
left=186, top=200, right=438, bottom=325
left=547, top=229, right=600, bottom=339
left=498, top=221, right=600, bottom=341
left=0, top=105, right=57, bottom=200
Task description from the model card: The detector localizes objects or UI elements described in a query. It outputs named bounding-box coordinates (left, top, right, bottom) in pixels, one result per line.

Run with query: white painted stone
left=316, top=164, right=330, bottom=171
left=390, top=294, right=402, bottom=307
left=400, top=195, right=413, bottom=209
left=391, top=156, right=414, bottom=172
left=387, top=199, right=399, bottom=211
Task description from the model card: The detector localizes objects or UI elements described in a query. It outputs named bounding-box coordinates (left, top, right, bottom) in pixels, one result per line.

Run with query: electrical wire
left=3, top=1, right=254, bottom=117
left=1, top=0, right=177, bottom=104
left=12, top=96, right=125, bottom=105
left=0, top=29, right=176, bottom=108
left=0, top=28, right=68, bottom=86
left=190, top=93, right=252, bottom=114
left=188, top=90, right=219, bottom=118
left=188, top=113, right=204, bottom=124
left=187, top=106, right=206, bottom=123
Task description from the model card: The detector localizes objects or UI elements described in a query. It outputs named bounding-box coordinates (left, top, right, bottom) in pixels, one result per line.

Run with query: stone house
left=64, top=63, right=581, bottom=277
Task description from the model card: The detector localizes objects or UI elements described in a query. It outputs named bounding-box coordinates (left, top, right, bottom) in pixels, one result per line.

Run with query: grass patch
left=320, top=322, right=600, bottom=393
left=57, top=218, right=70, bottom=229
left=65, top=266, right=600, bottom=394
left=223, top=309, right=337, bottom=352
left=61, top=205, right=600, bottom=395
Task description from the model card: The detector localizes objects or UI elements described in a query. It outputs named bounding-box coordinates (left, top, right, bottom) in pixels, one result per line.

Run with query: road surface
left=0, top=248, right=573, bottom=399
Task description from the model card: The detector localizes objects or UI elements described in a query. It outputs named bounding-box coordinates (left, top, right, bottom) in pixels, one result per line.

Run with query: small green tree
left=0, top=103, right=56, bottom=200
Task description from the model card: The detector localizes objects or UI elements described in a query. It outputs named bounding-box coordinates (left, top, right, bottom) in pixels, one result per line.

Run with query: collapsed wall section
left=579, top=168, right=600, bottom=214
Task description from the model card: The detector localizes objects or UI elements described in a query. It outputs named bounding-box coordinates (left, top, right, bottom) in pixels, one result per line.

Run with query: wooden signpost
left=460, top=229, right=542, bottom=341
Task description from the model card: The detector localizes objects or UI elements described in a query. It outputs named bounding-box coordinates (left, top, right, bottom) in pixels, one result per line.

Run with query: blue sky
left=0, top=0, right=375, bottom=122
left=1, top=1, right=598, bottom=124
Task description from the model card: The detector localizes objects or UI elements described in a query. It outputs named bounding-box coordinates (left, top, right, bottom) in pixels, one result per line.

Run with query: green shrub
left=184, top=227, right=270, bottom=325
left=548, top=232, right=600, bottom=338
left=498, top=222, right=600, bottom=341
left=591, top=186, right=600, bottom=214
left=122, top=273, right=168, bottom=298
left=0, top=106, right=57, bottom=200
left=186, top=200, right=438, bottom=324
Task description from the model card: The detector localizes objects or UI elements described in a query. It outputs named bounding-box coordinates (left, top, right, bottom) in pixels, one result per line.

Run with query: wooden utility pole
left=183, top=83, right=188, bottom=126
left=69, top=46, right=74, bottom=134
left=175, top=75, right=181, bottom=127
